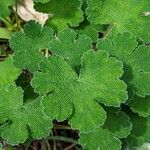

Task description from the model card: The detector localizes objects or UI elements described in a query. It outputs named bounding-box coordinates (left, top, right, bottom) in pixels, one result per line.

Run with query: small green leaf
left=0, top=83, right=51, bottom=145
left=49, top=28, right=92, bottom=69
left=80, top=108, right=132, bottom=150
left=10, top=21, right=54, bottom=72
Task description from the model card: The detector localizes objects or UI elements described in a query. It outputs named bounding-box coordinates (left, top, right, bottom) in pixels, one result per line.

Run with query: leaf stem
left=53, top=124, right=72, bottom=130
left=46, top=136, right=79, bottom=145
left=64, top=143, right=76, bottom=150
left=0, top=17, right=16, bottom=30
left=51, top=131, right=56, bottom=150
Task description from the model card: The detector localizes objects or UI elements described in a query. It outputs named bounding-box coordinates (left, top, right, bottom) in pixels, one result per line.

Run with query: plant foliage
left=0, top=0, right=150, bottom=149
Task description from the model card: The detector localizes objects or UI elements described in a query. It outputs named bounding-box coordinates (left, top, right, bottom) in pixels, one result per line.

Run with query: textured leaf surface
left=97, top=32, right=150, bottom=97
left=86, top=0, right=150, bottom=42
left=10, top=21, right=54, bottom=72
left=79, top=128, right=122, bottom=150
left=49, top=28, right=92, bottom=69
left=0, top=0, right=15, bottom=18
left=130, top=96, right=150, bottom=117
left=80, top=108, right=131, bottom=150
left=34, top=0, right=84, bottom=30
left=0, top=56, right=21, bottom=85
left=0, top=83, right=51, bottom=145
left=32, top=50, right=127, bottom=132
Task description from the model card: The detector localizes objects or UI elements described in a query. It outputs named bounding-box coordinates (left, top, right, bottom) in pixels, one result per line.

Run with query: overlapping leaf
left=86, top=0, right=150, bottom=42
left=0, top=83, right=51, bottom=145
left=34, top=0, right=84, bottom=30
left=80, top=109, right=132, bottom=150
left=97, top=32, right=150, bottom=97
left=49, top=28, right=92, bottom=69
left=31, top=50, right=127, bottom=133
left=10, top=21, right=54, bottom=72
left=103, top=108, right=132, bottom=138
left=0, top=56, right=21, bottom=85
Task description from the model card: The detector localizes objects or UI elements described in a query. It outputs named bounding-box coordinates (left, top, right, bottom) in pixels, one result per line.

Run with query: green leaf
left=80, top=108, right=132, bottom=150
left=126, top=113, right=150, bottom=147
left=79, top=127, right=122, bottom=150
left=0, top=56, right=21, bottom=85
left=130, top=95, right=150, bottom=117
left=10, top=21, right=54, bottom=72
left=103, top=108, right=132, bottom=138
left=86, top=0, right=150, bottom=42
left=126, top=134, right=144, bottom=148
left=97, top=32, right=150, bottom=97
left=0, top=28, right=12, bottom=39
left=49, top=28, right=92, bottom=69
left=0, top=83, right=51, bottom=145
left=31, top=50, right=127, bottom=133
left=0, top=0, right=15, bottom=18
left=34, top=0, right=84, bottom=30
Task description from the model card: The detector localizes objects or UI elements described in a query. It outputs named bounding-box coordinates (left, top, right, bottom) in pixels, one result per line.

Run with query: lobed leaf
left=80, top=108, right=132, bottom=150
left=49, top=28, right=92, bottom=69
left=97, top=32, right=150, bottom=97
left=0, top=83, right=51, bottom=145
left=10, top=21, right=54, bottom=72
left=32, top=50, right=127, bottom=133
